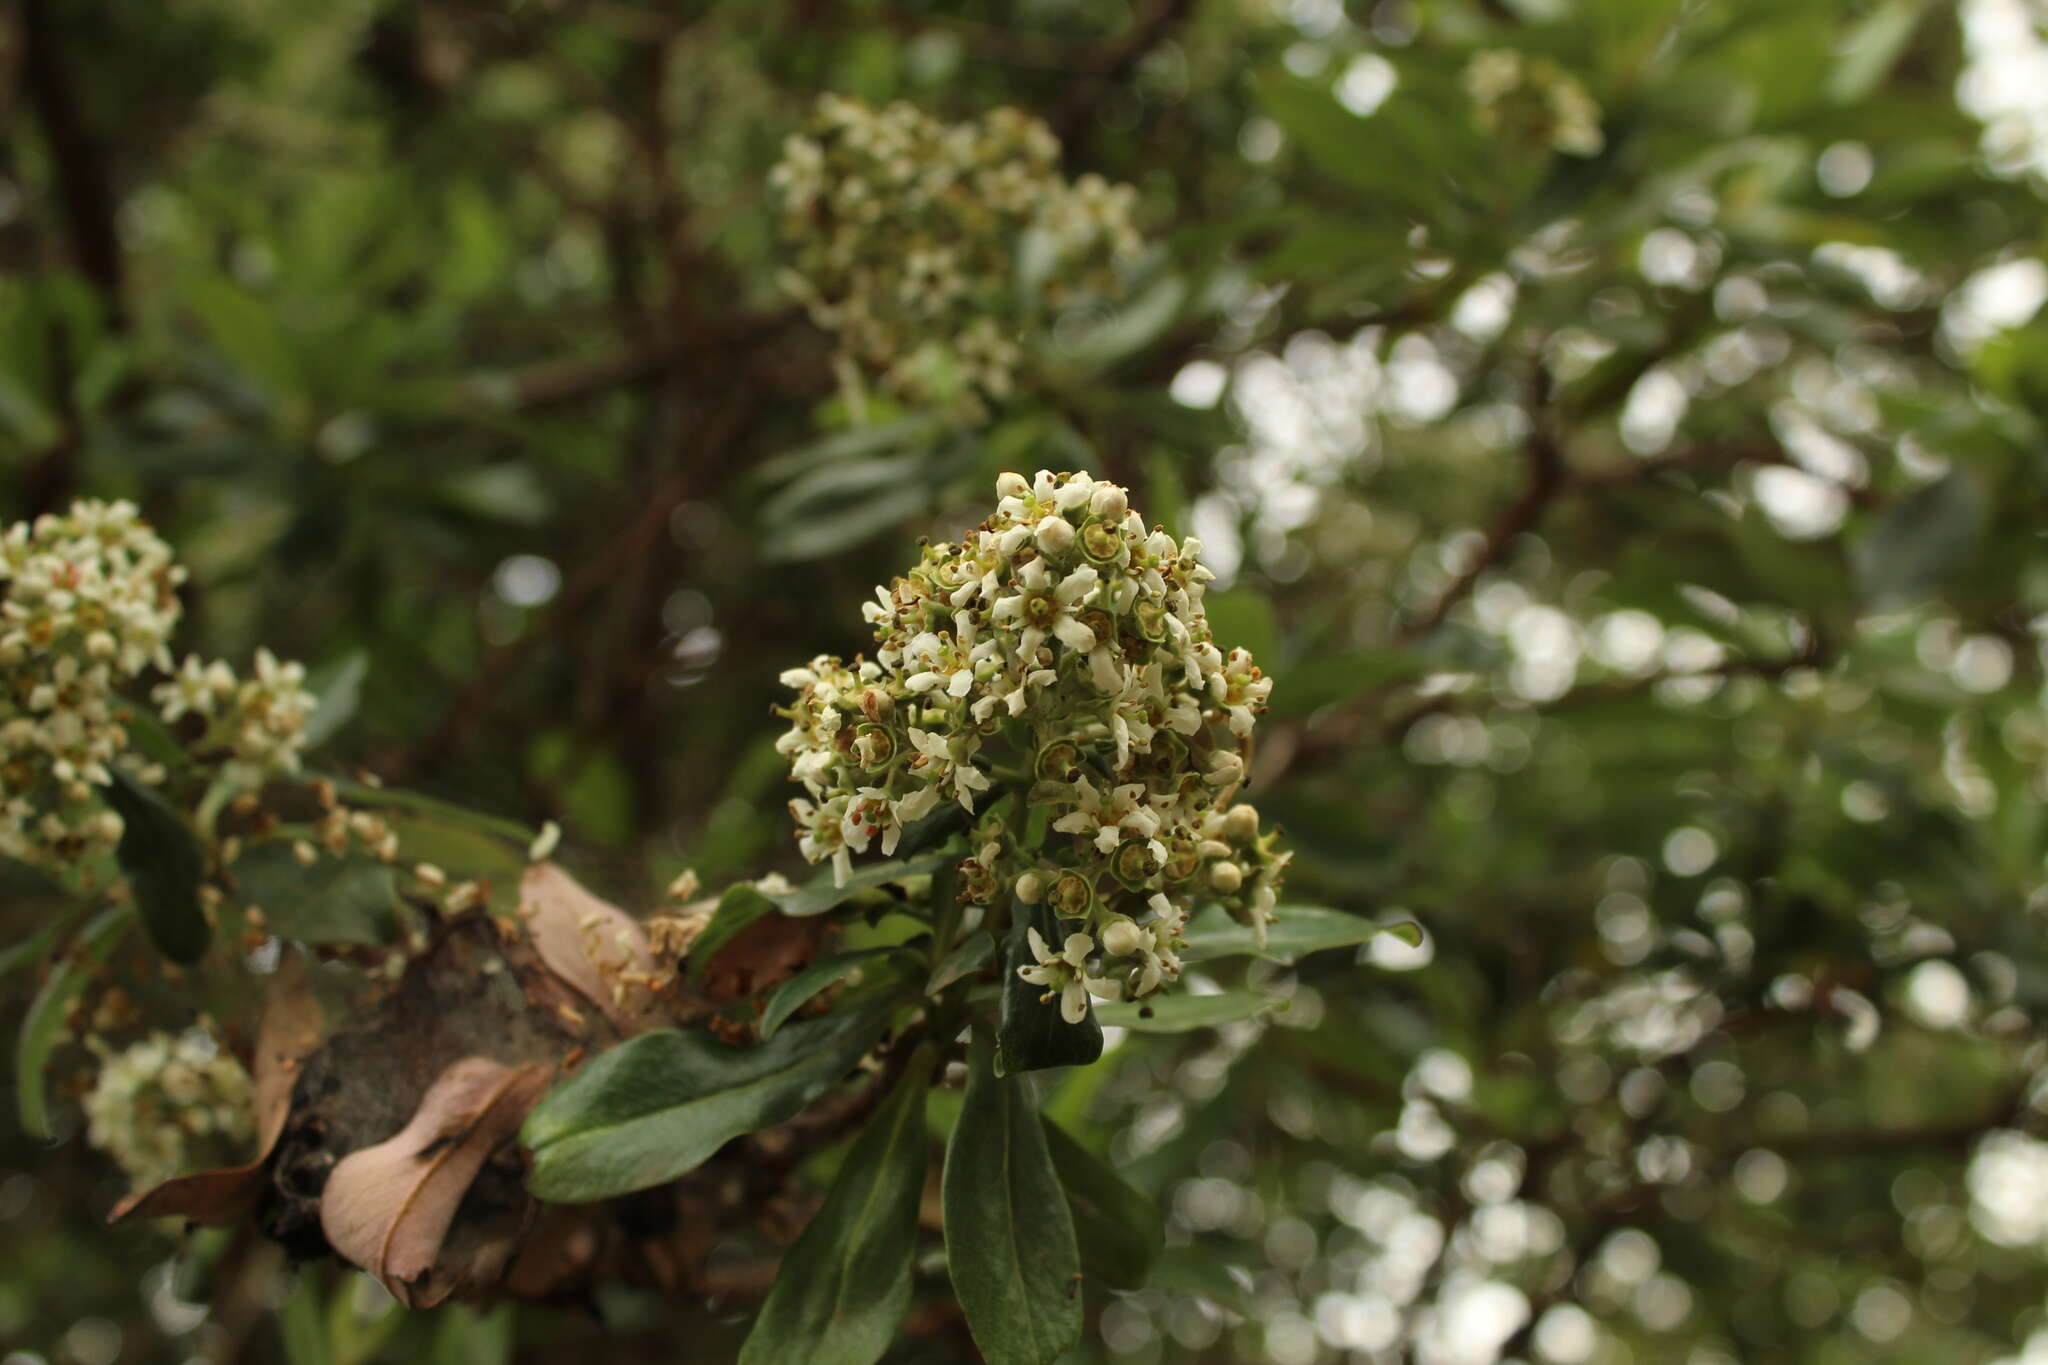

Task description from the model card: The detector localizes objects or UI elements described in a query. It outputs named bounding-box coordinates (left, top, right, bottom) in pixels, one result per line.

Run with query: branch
left=1051, top=0, right=1201, bottom=142
left=18, top=0, right=125, bottom=317
left=1399, top=381, right=1566, bottom=642
left=389, top=391, right=757, bottom=779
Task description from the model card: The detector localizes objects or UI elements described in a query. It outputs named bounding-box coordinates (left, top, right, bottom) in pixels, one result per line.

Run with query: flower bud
left=1208, top=860, right=1244, bottom=893
left=1034, top=514, right=1076, bottom=558
left=1015, top=870, right=1045, bottom=903
left=1090, top=483, right=1128, bottom=520
left=1223, top=804, right=1260, bottom=842
left=997, top=471, right=1030, bottom=500
left=1100, top=917, right=1148, bottom=957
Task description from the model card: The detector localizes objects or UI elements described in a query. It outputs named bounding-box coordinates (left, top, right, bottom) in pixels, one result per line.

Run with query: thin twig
left=391, top=392, right=757, bottom=778
left=1400, top=374, right=1565, bottom=642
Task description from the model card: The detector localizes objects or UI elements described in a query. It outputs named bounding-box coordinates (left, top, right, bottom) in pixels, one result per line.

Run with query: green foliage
left=11, top=0, right=2048, bottom=1361
left=738, top=1047, right=936, bottom=1365
left=1042, top=1117, right=1163, bottom=1293
left=942, top=1038, right=1084, bottom=1365
left=522, top=1004, right=894, bottom=1202
left=102, top=769, right=209, bottom=965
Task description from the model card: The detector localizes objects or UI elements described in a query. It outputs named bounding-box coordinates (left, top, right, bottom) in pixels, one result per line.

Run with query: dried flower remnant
left=769, top=95, right=1142, bottom=411
left=775, top=471, right=1288, bottom=1022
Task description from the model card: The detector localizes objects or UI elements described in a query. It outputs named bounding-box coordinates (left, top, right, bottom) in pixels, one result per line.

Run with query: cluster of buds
left=81, top=1029, right=255, bottom=1187
left=769, top=94, right=1142, bottom=413
left=776, top=471, right=1284, bottom=1022
left=0, top=502, right=183, bottom=870
left=1464, top=49, right=1605, bottom=158
left=0, top=501, right=318, bottom=877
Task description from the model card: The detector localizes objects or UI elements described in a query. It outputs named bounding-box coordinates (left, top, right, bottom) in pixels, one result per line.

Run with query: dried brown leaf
left=518, top=863, right=663, bottom=1033
left=318, top=1055, right=551, bottom=1305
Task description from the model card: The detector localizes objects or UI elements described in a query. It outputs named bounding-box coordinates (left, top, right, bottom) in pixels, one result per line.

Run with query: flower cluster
left=82, top=1029, right=256, bottom=1188
left=0, top=502, right=183, bottom=870
left=769, top=95, right=1142, bottom=412
left=1464, top=49, right=1605, bottom=158
left=776, top=471, right=1285, bottom=1022
left=156, top=647, right=317, bottom=787
left=0, top=500, right=317, bottom=875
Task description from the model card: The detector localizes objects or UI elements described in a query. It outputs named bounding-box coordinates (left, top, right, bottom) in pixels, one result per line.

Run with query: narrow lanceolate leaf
left=523, top=1002, right=892, bottom=1202
left=943, top=1036, right=1083, bottom=1365
left=687, top=883, right=778, bottom=983
left=103, top=767, right=209, bottom=963
left=927, top=930, right=995, bottom=997
left=739, top=1046, right=937, bottom=1365
left=1093, top=989, right=1285, bottom=1034
left=770, top=850, right=955, bottom=918
left=759, top=947, right=907, bottom=1040
left=17, top=907, right=130, bottom=1138
left=1179, top=904, right=1420, bottom=965
left=997, top=900, right=1101, bottom=1075
left=1042, top=1118, right=1163, bottom=1292
left=301, top=650, right=368, bottom=749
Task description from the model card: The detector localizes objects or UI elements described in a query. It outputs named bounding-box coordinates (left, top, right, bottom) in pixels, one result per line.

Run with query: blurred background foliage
left=7, top=0, right=2048, bottom=1361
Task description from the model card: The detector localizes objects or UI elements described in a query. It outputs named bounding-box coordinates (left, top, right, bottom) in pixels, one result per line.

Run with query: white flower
left=83, top=1030, right=255, bottom=1188
left=1017, top=928, right=1122, bottom=1023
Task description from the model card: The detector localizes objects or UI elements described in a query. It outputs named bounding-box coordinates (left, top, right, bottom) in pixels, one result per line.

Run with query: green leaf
left=230, top=844, right=404, bottom=946
left=103, top=767, right=210, bottom=964
left=16, top=907, right=130, bottom=1138
left=927, top=930, right=995, bottom=996
left=687, top=883, right=778, bottom=984
left=760, top=947, right=908, bottom=1039
left=277, top=1271, right=334, bottom=1365
left=759, top=462, right=932, bottom=563
left=739, top=1046, right=936, bottom=1365
left=1827, top=0, right=1928, bottom=105
left=302, top=651, right=368, bottom=749
left=436, top=464, right=552, bottom=525
left=1093, top=989, right=1286, bottom=1033
left=770, top=850, right=956, bottom=918
left=429, top=1306, right=512, bottom=1365
left=523, top=1003, right=893, bottom=1202
left=0, top=903, right=79, bottom=983
left=943, top=1036, right=1083, bottom=1365
left=998, top=900, right=1102, bottom=1075
left=1851, top=471, right=1984, bottom=609
left=1179, top=904, right=1419, bottom=965
left=1145, top=1245, right=1256, bottom=1316
left=1041, top=1119, right=1162, bottom=1292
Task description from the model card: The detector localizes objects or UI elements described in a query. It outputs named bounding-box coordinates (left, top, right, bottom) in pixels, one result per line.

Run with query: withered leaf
left=518, top=863, right=663, bottom=1034
left=319, top=1055, right=552, bottom=1306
